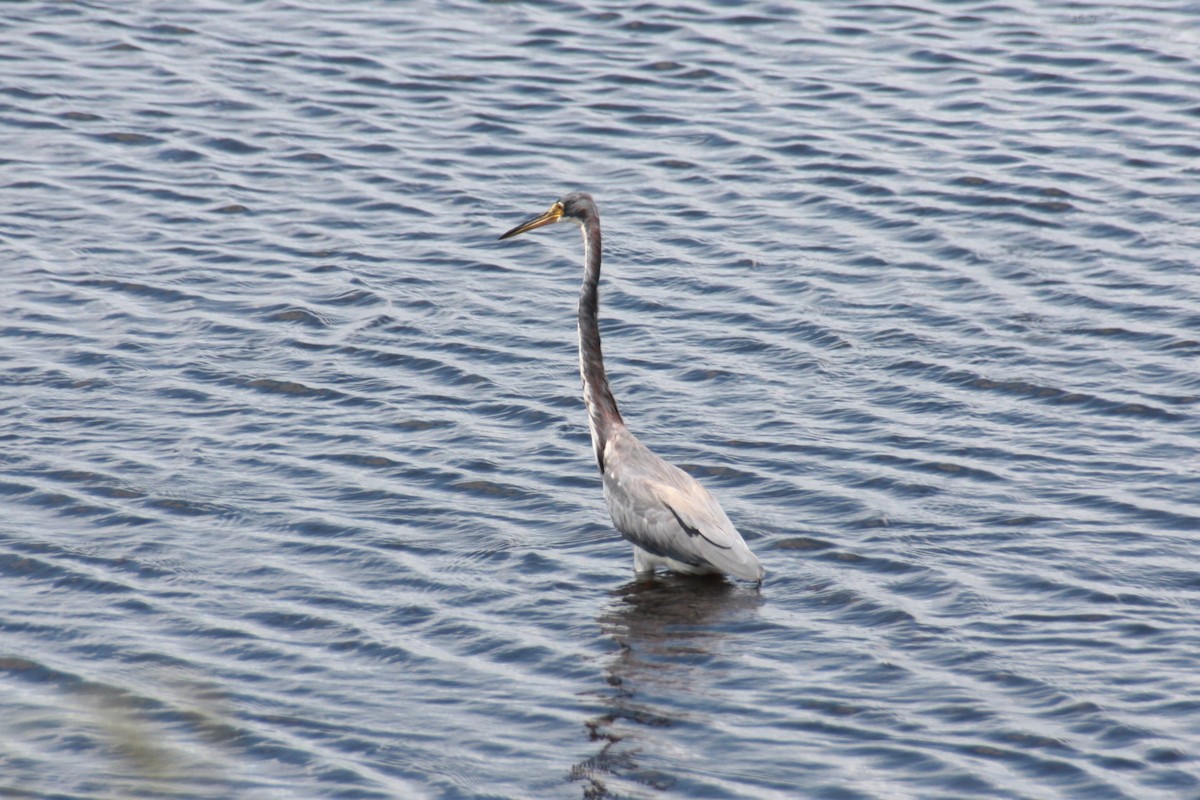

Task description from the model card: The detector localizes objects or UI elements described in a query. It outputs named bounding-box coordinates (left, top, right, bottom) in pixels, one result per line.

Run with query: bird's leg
left=632, top=546, right=656, bottom=577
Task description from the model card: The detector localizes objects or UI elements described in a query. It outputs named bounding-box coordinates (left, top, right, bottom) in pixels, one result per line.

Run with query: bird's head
left=498, top=192, right=596, bottom=240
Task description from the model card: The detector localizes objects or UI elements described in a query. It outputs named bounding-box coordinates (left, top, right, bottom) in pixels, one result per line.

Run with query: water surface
left=2, top=2, right=1199, bottom=798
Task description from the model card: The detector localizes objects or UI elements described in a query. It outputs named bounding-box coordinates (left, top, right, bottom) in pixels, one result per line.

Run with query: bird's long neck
left=577, top=218, right=622, bottom=474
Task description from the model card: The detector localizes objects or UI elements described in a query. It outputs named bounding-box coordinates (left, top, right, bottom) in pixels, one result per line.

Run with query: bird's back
left=600, top=424, right=764, bottom=581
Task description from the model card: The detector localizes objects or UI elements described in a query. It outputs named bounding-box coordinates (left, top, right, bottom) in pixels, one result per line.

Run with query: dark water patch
left=203, top=137, right=264, bottom=156
left=91, top=131, right=161, bottom=146
left=773, top=536, right=836, bottom=553
left=815, top=547, right=923, bottom=577
left=243, top=377, right=345, bottom=400
left=261, top=304, right=328, bottom=326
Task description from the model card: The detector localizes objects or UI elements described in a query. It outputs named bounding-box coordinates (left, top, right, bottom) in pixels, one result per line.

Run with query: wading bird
left=499, top=193, right=764, bottom=582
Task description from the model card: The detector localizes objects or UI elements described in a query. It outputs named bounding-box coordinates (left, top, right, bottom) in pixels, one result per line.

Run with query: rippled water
left=3, top=2, right=1200, bottom=798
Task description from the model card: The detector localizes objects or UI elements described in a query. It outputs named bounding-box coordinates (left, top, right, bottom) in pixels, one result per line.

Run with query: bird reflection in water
left=569, top=575, right=763, bottom=798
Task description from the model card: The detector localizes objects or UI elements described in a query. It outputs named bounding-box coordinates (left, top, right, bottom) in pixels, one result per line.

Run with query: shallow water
left=2, top=2, right=1200, bottom=798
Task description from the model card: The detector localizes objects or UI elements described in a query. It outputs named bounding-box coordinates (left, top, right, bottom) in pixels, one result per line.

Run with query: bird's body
left=500, top=192, right=764, bottom=582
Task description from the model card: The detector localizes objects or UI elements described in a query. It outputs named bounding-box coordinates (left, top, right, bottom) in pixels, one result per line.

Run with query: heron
left=499, top=192, right=765, bottom=582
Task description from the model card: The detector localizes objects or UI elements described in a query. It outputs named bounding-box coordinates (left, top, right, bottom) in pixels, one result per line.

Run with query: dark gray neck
left=577, top=218, right=622, bottom=473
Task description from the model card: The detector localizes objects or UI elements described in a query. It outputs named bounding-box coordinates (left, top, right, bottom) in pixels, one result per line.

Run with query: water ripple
left=2, top=1, right=1200, bottom=798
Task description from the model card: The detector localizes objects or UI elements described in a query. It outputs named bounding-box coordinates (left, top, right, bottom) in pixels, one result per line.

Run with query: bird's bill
left=498, top=202, right=564, bottom=240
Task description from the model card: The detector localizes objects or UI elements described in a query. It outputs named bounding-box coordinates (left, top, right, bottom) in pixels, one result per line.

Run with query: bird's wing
left=604, top=461, right=763, bottom=580
left=600, top=426, right=763, bottom=580
left=649, top=479, right=763, bottom=579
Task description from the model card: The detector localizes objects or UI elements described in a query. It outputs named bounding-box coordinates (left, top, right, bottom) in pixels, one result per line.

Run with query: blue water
left=3, top=2, right=1199, bottom=798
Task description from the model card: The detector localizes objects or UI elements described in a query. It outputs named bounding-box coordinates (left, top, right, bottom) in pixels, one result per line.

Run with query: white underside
left=632, top=544, right=719, bottom=576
